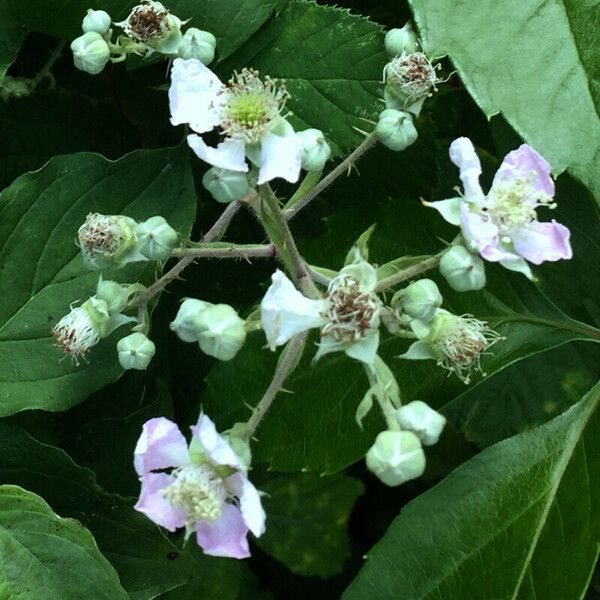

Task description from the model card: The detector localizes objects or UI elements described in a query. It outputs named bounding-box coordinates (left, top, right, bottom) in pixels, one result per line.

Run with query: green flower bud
left=135, top=216, right=178, bottom=261
left=117, top=332, right=156, bottom=370
left=178, top=28, right=216, bottom=64
left=82, top=9, right=112, bottom=35
left=392, top=278, right=442, bottom=324
left=296, top=128, right=331, bottom=172
left=396, top=400, right=446, bottom=446
left=195, top=304, right=246, bottom=361
left=366, top=430, right=426, bottom=486
left=170, top=298, right=211, bottom=342
left=96, top=278, right=130, bottom=315
left=77, top=213, right=145, bottom=269
left=375, top=109, right=418, bottom=151
left=71, top=32, right=111, bottom=75
left=384, top=23, right=419, bottom=56
left=202, top=167, right=250, bottom=203
left=439, top=245, right=486, bottom=292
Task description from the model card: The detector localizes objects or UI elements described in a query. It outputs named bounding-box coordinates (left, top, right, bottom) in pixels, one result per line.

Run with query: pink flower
left=134, top=415, right=265, bottom=559
left=427, top=137, right=572, bottom=278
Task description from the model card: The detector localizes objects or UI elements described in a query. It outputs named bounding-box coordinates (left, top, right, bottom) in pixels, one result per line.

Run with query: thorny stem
left=135, top=199, right=245, bottom=320
left=260, top=185, right=321, bottom=299
left=374, top=255, right=442, bottom=293
left=246, top=332, right=308, bottom=437
left=29, top=40, right=66, bottom=91
left=171, top=243, right=276, bottom=259
left=284, top=133, right=378, bottom=221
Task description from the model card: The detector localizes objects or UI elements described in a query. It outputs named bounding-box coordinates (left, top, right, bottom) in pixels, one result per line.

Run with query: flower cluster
left=71, top=2, right=216, bottom=75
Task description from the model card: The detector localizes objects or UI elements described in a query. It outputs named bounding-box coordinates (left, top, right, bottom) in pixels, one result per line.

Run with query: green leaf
left=0, top=3, right=25, bottom=80
left=409, top=0, right=600, bottom=204
left=220, top=0, right=386, bottom=154
left=0, top=421, right=239, bottom=600
left=0, top=146, right=196, bottom=416
left=255, top=472, right=364, bottom=577
left=0, top=485, right=128, bottom=599
left=342, top=379, right=600, bottom=600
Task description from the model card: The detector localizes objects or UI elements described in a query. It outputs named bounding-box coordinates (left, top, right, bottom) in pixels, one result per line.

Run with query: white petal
left=225, top=473, right=266, bottom=537
left=337, top=261, right=378, bottom=292
left=425, top=197, right=463, bottom=226
left=191, top=414, right=243, bottom=470
left=257, top=131, right=303, bottom=184
left=449, top=137, right=485, bottom=203
left=187, top=135, right=248, bottom=172
left=499, top=257, right=534, bottom=280
left=169, top=58, right=222, bottom=133
left=398, top=340, right=437, bottom=360
left=260, top=270, right=327, bottom=348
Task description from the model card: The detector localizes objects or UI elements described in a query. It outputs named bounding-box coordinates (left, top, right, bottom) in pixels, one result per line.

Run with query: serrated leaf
left=0, top=422, right=239, bottom=600
left=220, top=0, right=386, bottom=154
left=342, top=379, right=600, bottom=600
left=409, top=0, right=600, bottom=205
left=0, top=485, right=128, bottom=599
left=0, top=146, right=195, bottom=416
left=255, top=472, right=364, bottom=577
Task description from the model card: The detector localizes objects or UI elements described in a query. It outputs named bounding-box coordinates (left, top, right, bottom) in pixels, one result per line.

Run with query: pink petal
left=449, top=137, right=485, bottom=203
left=511, top=220, right=572, bottom=264
left=196, top=504, right=250, bottom=559
left=257, top=131, right=302, bottom=184
left=191, top=415, right=243, bottom=470
left=491, top=144, right=554, bottom=201
left=134, top=472, right=187, bottom=532
left=134, top=417, right=189, bottom=476
left=187, top=136, right=248, bottom=172
left=169, top=58, right=222, bottom=133
left=460, top=203, right=499, bottom=255
left=225, top=473, right=266, bottom=537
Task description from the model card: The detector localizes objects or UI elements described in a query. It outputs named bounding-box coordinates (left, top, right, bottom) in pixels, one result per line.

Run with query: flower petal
left=191, top=414, right=243, bottom=470
left=459, top=203, right=501, bottom=258
left=134, top=472, right=187, bottom=532
left=398, top=340, right=437, bottom=360
left=337, top=261, right=378, bottom=293
left=225, top=473, right=266, bottom=537
left=499, top=257, right=534, bottom=280
left=196, top=504, right=250, bottom=559
left=344, top=331, right=380, bottom=366
left=169, top=58, right=222, bottom=133
left=510, top=220, right=572, bottom=264
left=449, top=137, right=485, bottom=203
left=425, top=197, right=463, bottom=226
left=257, top=131, right=302, bottom=184
left=187, top=135, right=248, bottom=172
left=491, top=144, right=554, bottom=201
left=260, top=270, right=327, bottom=348
left=134, top=417, right=189, bottom=476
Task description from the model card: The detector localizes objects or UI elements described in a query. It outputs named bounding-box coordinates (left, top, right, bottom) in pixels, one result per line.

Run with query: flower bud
left=178, top=28, right=216, bottom=64
left=223, top=423, right=252, bottom=471
left=82, top=9, right=112, bottom=35
left=202, top=167, right=250, bottom=203
left=439, top=245, right=486, bottom=292
left=71, top=32, right=111, bottom=75
left=396, top=400, right=446, bottom=446
left=117, top=332, right=156, bottom=370
left=296, top=128, right=331, bottom=172
left=392, top=278, right=442, bottom=324
left=375, top=109, right=418, bottom=151
left=366, top=430, right=426, bottom=486
left=384, top=23, right=419, bottom=56
left=195, top=304, right=246, bottom=361
left=77, top=213, right=144, bottom=269
left=170, top=298, right=211, bottom=342
left=96, top=279, right=130, bottom=315
left=135, top=216, right=178, bottom=261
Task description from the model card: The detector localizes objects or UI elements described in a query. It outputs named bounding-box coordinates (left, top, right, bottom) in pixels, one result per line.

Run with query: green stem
left=29, top=40, right=66, bottom=92
left=364, top=364, right=401, bottom=431
left=284, top=132, right=378, bottom=221
left=246, top=332, right=308, bottom=437
left=171, top=243, right=276, bottom=259
left=284, top=169, right=322, bottom=210
left=260, top=184, right=320, bottom=298
left=374, top=255, right=442, bottom=293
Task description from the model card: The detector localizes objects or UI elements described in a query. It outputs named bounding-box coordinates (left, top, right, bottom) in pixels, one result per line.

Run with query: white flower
left=169, top=58, right=302, bottom=184
left=260, top=261, right=383, bottom=365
